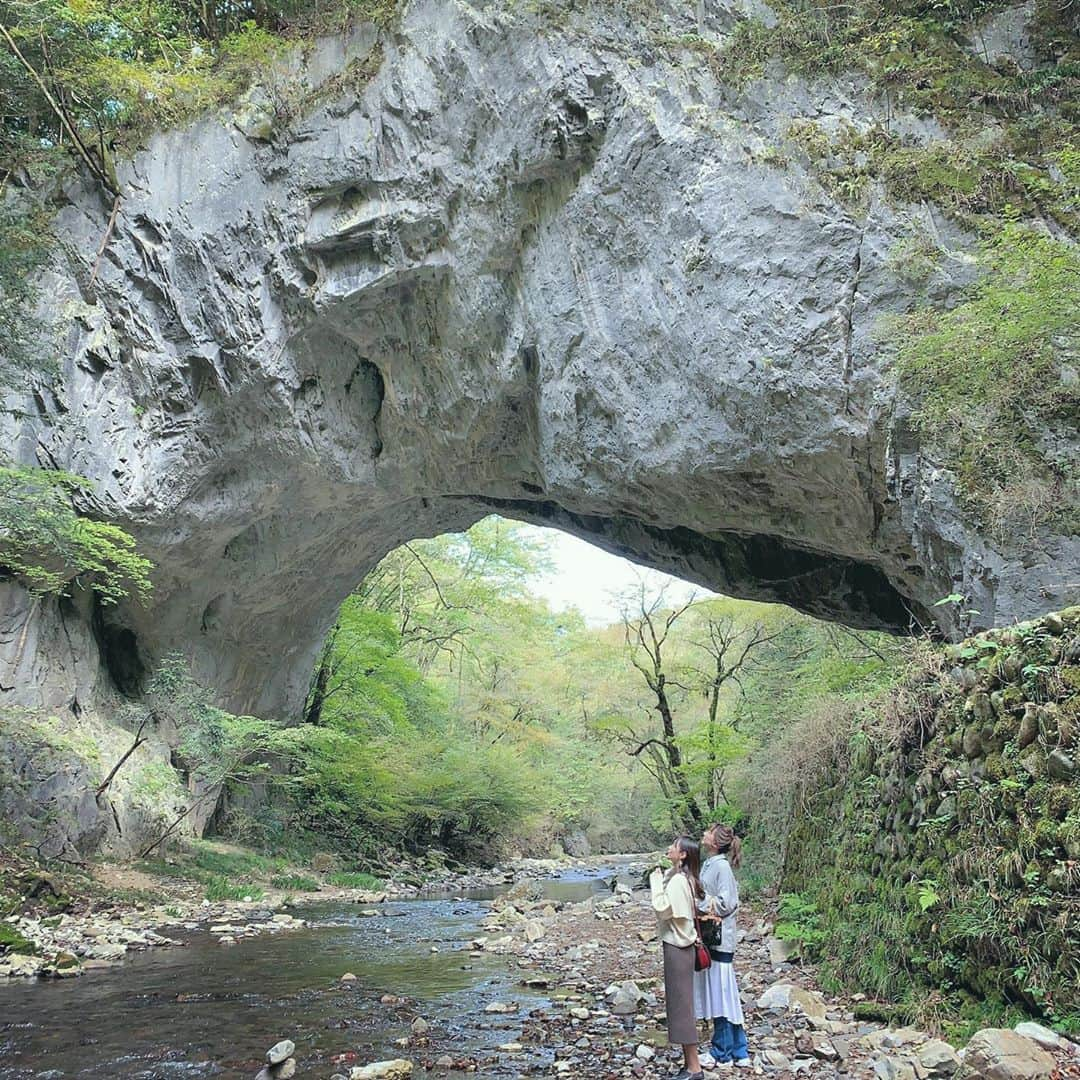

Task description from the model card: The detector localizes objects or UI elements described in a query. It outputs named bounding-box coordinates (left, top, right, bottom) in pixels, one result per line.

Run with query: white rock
left=1012, top=1023, right=1060, bottom=1050
left=267, top=1039, right=295, bottom=1065
left=350, top=1061, right=413, bottom=1080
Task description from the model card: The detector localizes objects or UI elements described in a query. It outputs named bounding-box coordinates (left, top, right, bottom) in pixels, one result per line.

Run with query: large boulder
left=964, top=1029, right=1056, bottom=1080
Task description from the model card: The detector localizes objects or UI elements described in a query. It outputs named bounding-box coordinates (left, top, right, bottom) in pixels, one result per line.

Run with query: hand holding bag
left=693, top=909, right=712, bottom=972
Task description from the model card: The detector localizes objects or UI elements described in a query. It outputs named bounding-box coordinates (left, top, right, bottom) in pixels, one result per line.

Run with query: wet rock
left=410, top=1017, right=429, bottom=1035
left=964, top=1029, right=1055, bottom=1079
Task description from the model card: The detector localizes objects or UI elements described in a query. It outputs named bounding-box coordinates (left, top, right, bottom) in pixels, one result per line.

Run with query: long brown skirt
left=662, top=941, right=698, bottom=1045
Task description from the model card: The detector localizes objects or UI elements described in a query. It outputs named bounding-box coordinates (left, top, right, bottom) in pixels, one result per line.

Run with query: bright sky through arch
left=520, top=524, right=710, bottom=627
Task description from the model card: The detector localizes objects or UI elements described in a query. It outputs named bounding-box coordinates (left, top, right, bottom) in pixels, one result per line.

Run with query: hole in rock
left=91, top=598, right=146, bottom=698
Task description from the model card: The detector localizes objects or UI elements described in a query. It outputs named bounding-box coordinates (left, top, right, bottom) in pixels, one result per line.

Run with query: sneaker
left=672, top=1073, right=704, bottom=1080
left=733, top=1059, right=752, bottom=1069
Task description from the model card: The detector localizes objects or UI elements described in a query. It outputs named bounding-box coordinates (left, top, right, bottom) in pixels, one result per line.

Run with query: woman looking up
left=696, top=823, right=750, bottom=1069
left=650, top=836, right=706, bottom=1080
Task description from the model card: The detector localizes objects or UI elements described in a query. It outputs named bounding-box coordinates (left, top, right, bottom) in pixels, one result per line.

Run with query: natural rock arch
left=3, top=0, right=1076, bottom=718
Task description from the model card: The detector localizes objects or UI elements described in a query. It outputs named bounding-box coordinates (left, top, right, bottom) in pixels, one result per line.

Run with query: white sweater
left=650, top=868, right=697, bottom=948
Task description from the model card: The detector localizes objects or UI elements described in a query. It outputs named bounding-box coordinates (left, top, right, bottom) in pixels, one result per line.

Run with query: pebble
left=267, top=1039, right=295, bottom=1064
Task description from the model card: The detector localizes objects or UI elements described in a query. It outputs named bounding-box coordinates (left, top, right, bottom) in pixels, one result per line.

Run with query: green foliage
left=895, top=224, right=1080, bottom=533
left=269, top=872, right=319, bottom=891
left=774, top=892, right=828, bottom=958
left=204, top=876, right=264, bottom=901
left=0, top=920, right=36, bottom=955
left=780, top=609, right=1080, bottom=1031
left=327, top=870, right=382, bottom=889
left=0, top=464, right=153, bottom=602
left=0, top=0, right=397, bottom=173
left=293, top=518, right=660, bottom=858
left=146, top=657, right=301, bottom=793
left=0, top=196, right=54, bottom=391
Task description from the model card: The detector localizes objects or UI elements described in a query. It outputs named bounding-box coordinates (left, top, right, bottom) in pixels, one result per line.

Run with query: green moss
left=0, top=922, right=37, bottom=956
left=893, top=224, right=1080, bottom=535
left=782, top=614, right=1080, bottom=1032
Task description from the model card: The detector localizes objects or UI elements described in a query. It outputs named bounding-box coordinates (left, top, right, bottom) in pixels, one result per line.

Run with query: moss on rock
left=782, top=607, right=1080, bottom=1032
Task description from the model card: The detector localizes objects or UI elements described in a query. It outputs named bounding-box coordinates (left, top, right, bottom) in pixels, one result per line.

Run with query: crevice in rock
left=345, top=358, right=385, bottom=459
left=841, top=223, right=865, bottom=418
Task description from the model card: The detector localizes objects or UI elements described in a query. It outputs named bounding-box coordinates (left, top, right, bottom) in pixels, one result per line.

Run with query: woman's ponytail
left=709, top=823, right=742, bottom=870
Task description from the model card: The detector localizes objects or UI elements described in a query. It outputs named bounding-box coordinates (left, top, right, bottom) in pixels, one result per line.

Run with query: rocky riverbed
left=3, top=858, right=1079, bottom=1079
left=0, top=853, right=574, bottom=981
left=386, top=876, right=1080, bottom=1080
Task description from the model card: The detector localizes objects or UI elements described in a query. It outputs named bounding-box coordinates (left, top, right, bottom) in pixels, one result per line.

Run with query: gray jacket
left=698, top=853, right=739, bottom=954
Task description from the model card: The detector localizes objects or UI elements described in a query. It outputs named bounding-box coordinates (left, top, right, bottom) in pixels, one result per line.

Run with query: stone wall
left=783, top=608, right=1079, bottom=1026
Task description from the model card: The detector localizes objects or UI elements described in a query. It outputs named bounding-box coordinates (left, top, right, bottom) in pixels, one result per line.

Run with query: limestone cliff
left=1, top=0, right=1077, bottom=728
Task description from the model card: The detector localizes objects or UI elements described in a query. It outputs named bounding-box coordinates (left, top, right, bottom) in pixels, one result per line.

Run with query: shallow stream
left=0, top=864, right=637, bottom=1079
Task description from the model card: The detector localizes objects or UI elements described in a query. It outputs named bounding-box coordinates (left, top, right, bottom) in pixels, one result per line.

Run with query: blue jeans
left=711, top=1016, right=749, bottom=1063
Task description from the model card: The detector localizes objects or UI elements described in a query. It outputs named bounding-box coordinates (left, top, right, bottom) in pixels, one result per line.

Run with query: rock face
left=2, top=0, right=1077, bottom=720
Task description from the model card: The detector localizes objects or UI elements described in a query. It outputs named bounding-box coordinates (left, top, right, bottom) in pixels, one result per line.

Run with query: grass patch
left=0, top=922, right=37, bottom=956
left=327, top=870, right=383, bottom=889
left=189, top=846, right=278, bottom=878
left=204, top=877, right=264, bottom=902
left=269, top=873, right=321, bottom=891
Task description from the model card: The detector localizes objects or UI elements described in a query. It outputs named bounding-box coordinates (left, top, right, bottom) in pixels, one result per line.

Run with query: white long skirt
left=694, top=958, right=745, bottom=1024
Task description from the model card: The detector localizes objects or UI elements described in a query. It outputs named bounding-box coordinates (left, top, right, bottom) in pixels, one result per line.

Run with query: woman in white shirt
left=650, top=837, right=706, bottom=1080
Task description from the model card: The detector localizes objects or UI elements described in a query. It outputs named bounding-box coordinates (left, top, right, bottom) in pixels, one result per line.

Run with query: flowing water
left=0, top=864, right=640, bottom=1080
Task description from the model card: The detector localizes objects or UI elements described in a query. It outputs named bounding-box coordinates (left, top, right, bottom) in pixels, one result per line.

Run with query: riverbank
left=4, top=851, right=1079, bottom=1079
left=460, top=883, right=1080, bottom=1080
left=0, top=842, right=641, bottom=980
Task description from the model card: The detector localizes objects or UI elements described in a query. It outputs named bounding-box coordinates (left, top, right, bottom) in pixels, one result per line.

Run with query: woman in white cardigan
left=650, top=837, right=706, bottom=1080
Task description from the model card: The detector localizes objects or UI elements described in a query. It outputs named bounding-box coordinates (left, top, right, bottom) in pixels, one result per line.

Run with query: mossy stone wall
left=783, top=608, right=1079, bottom=1034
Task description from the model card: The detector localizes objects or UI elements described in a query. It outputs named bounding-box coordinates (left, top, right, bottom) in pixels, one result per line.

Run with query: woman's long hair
left=675, top=836, right=705, bottom=899
left=709, top=823, right=743, bottom=869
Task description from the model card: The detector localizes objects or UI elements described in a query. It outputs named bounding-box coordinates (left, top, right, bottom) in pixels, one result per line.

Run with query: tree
left=136, top=655, right=300, bottom=856
left=618, top=581, right=705, bottom=832
left=687, top=611, right=782, bottom=809
left=0, top=463, right=152, bottom=603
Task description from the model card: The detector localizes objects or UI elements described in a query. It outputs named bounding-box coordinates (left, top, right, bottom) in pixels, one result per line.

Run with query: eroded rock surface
left=3, top=0, right=1077, bottom=721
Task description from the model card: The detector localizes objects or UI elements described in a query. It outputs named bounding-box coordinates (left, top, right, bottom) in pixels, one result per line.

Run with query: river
left=0, top=864, right=641, bottom=1079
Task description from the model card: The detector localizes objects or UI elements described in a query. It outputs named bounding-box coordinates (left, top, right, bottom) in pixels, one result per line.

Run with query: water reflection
left=0, top=867, right=627, bottom=1079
